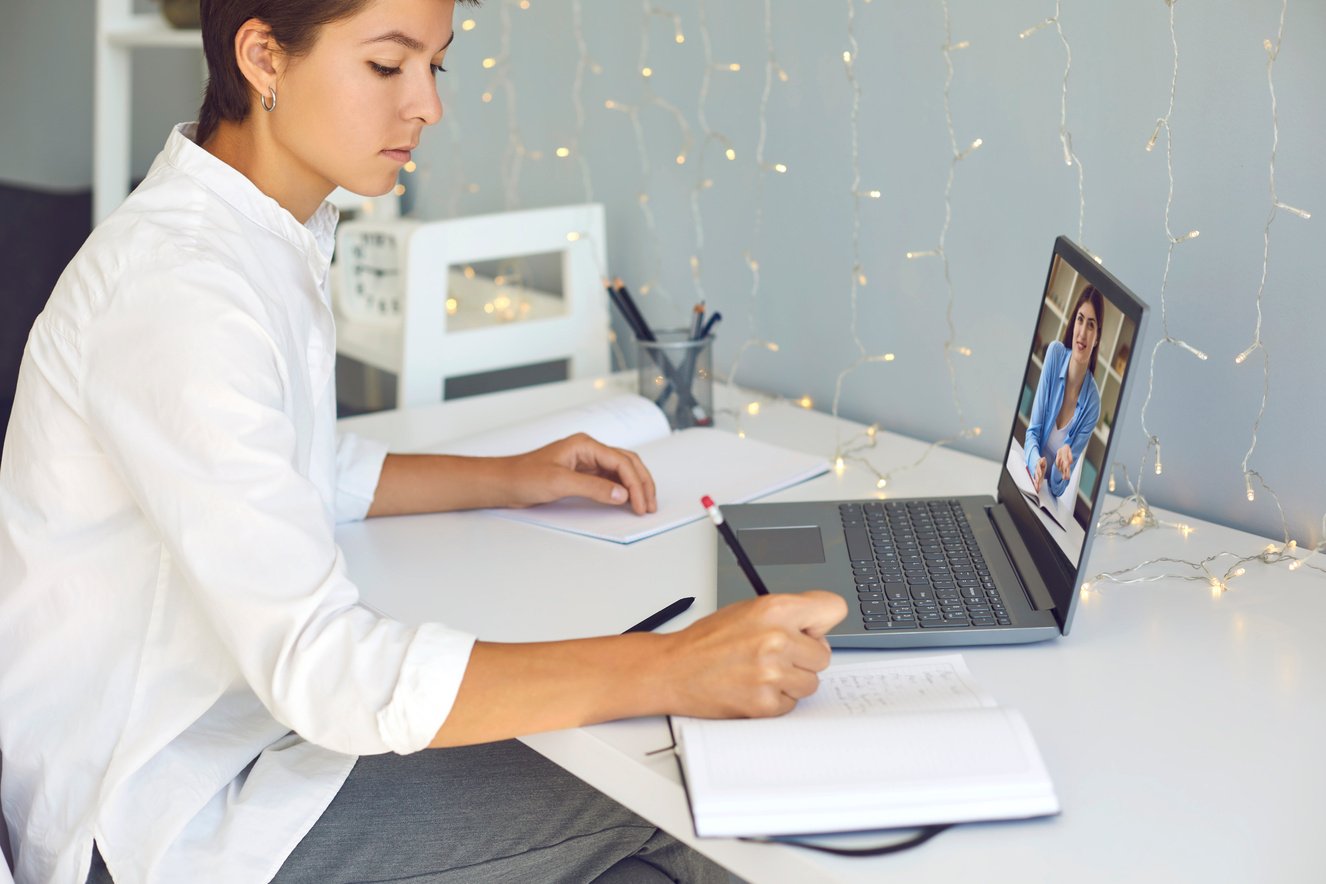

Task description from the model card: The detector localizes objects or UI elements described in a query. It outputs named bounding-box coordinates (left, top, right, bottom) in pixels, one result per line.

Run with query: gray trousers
left=89, top=740, right=728, bottom=883
left=270, top=739, right=729, bottom=883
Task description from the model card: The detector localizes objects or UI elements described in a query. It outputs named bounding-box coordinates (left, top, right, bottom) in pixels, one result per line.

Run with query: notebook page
left=487, top=427, right=829, bottom=543
left=792, top=654, right=997, bottom=719
left=427, top=394, right=670, bottom=457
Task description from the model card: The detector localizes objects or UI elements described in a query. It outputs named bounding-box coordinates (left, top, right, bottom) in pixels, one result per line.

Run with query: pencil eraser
left=700, top=495, right=715, bottom=509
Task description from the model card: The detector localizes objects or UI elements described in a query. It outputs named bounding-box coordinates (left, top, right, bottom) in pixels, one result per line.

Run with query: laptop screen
left=1000, top=238, right=1146, bottom=584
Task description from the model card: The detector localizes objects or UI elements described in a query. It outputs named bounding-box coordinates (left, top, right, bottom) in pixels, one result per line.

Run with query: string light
left=569, top=0, right=595, bottom=201
left=1119, top=0, right=1209, bottom=527
left=1236, top=0, right=1311, bottom=539
left=829, top=0, right=903, bottom=472
left=833, top=0, right=981, bottom=487
left=1019, top=1, right=1085, bottom=245
left=935, top=0, right=980, bottom=438
left=435, top=0, right=1324, bottom=594
left=720, top=0, right=780, bottom=400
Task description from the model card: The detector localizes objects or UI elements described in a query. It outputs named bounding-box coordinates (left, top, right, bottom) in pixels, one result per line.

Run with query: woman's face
left=270, top=0, right=455, bottom=198
left=1070, top=299, right=1099, bottom=366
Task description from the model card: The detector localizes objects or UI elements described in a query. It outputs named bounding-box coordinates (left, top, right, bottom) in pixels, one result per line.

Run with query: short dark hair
left=1060, top=284, right=1105, bottom=375
left=197, top=0, right=479, bottom=145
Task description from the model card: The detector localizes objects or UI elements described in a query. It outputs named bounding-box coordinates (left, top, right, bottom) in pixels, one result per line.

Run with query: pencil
left=700, top=495, right=769, bottom=596
left=614, top=277, right=655, bottom=342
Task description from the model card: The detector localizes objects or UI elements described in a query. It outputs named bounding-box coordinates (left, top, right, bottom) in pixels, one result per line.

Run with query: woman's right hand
left=656, top=591, right=848, bottom=719
left=1031, top=456, right=1048, bottom=493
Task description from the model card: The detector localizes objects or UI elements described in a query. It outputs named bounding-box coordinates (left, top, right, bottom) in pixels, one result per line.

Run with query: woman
left=0, top=1, right=846, bottom=881
left=1024, top=285, right=1104, bottom=499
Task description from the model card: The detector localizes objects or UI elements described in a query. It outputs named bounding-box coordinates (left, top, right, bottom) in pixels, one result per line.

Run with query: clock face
left=339, top=230, right=403, bottom=322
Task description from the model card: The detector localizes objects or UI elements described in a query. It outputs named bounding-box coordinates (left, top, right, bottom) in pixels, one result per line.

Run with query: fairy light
left=935, top=1, right=981, bottom=438
left=431, top=0, right=1324, bottom=596
left=1236, top=0, right=1311, bottom=537
left=1019, top=1, right=1086, bottom=245
left=569, top=0, right=595, bottom=201
left=597, top=3, right=698, bottom=321
left=1125, top=0, right=1210, bottom=520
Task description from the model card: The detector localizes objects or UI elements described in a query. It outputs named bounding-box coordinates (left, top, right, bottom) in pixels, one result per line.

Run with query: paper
left=429, top=395, right=830, bottom=543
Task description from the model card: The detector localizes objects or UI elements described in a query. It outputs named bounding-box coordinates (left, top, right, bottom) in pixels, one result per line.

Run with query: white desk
left=338, top=376, right=1323, bottom=884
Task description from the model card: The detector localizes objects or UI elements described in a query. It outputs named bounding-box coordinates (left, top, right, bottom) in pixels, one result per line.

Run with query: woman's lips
left=381, top=149, right=411, bottom=164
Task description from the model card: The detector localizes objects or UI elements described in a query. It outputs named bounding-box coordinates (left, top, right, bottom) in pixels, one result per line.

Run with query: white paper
left=425, top=395, right=830, bottom=544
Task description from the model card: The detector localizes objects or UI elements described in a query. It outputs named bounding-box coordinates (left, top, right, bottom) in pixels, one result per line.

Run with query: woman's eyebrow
left=362, top=30, right=456, bottom=53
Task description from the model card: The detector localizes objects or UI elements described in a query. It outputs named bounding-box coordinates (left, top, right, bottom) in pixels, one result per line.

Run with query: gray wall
left=4, top=0, right=1322, bottom=547
left=419, top=0, right=1324, bottom=547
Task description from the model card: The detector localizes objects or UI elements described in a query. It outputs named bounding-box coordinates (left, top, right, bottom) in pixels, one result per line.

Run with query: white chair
left=336, top=204, right=611, bottom=409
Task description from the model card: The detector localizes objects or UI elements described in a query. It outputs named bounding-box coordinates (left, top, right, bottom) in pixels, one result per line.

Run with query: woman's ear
left=233, top=18, right=284, bottom=101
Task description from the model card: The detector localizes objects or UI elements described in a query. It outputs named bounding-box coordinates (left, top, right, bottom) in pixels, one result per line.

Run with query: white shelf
left=95, top=2, right=205, bottom=222
left=104, top=14, right=201, bottom=48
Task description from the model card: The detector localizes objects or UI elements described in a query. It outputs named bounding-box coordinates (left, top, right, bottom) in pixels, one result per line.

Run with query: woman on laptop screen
left=1025, top=285, right=1103, bottom=498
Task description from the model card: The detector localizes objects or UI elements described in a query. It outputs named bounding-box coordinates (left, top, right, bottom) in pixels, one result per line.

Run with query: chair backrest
left=0, top=748, right=14, bottom=881
left=396, top=203, right=610, bottom=408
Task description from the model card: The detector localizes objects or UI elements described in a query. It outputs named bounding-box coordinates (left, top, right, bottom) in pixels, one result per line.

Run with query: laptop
left=716, top=236, right=1148, bottom=647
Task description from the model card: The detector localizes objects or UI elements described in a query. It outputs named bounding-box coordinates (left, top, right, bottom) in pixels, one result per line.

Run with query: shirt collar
left=160, top=123, right=339, bottom=276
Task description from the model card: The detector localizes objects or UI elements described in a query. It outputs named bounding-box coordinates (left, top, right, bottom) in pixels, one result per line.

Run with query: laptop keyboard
left=840, top=500, right=1011, bottom=630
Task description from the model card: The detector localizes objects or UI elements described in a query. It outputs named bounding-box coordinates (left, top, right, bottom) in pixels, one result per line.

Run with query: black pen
left=697, top=311, right=722, bottom=340
left=700, top=495, right=769, bottom=596
left=622, top=596, right=695, bottom=634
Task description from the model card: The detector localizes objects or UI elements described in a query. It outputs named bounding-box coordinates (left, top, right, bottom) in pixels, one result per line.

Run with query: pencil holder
left=637, top=330, right=714, bottom=431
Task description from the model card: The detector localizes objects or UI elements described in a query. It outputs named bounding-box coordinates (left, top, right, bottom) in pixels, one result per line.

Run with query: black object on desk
left=622, top=597, right=695, bottom=634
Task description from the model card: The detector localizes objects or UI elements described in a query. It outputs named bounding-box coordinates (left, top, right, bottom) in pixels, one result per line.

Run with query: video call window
left=1006, top=254, right=1138, bottom=567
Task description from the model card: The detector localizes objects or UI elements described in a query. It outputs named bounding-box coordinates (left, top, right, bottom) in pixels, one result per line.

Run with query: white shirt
left=0, top=124, right=477, bottom=884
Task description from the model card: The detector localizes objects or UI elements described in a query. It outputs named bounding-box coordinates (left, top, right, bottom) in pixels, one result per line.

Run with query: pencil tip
left=701, top=495, right=714, bottom=509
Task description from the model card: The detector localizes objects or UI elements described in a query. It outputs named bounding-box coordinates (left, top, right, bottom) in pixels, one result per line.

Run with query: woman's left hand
left=501, top=433, right=658, bottom=515
left=1054, top=444, right=1074, bottom=482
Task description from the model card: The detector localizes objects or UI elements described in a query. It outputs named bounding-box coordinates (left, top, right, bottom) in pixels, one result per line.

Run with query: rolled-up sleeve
left=81, top=265, right=474, bottom=756
left=335, top=432, right=388, bottom=523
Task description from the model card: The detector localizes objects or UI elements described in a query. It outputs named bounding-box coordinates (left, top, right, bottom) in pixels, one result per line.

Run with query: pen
left=614, top=278, right=656, bottom=342
left=688, top=302, right=705, bottom=340
left=697, top=311, right=722, bottom=340
left=700, top=495, right=769, bottom=596
left=605, top=280, right=646, bottom=341
left=622, top=596, right=695, bottom=633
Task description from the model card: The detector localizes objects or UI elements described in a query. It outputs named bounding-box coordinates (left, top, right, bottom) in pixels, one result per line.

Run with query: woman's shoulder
left=1045, top=339, right=1068, bottom=361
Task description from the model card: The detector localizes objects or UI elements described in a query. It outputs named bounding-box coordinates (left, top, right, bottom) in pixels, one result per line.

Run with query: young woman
left=1024, top=285, right=1104, bottom=499
left=0, top=0, right=846, bottom=880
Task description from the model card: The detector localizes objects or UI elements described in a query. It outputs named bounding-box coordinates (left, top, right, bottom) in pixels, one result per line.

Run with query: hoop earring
left=260, top=87, right=277, bottom=112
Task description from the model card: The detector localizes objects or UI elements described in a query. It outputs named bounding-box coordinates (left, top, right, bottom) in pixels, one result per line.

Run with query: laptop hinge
left=986, top=504, right=1057, bottom=612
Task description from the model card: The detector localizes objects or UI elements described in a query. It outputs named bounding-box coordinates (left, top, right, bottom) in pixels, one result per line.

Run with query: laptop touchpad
left=736, top=526, right=825, bottom=565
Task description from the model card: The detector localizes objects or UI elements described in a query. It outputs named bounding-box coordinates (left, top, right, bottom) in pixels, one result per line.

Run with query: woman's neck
left=201, top=120, right=332, bottom=225
left=1065, top=354, right=1089, bottom=391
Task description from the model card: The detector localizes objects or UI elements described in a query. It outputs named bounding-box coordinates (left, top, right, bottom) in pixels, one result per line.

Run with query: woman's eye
left=370, top=62, right=402, bottom=77
left=431, top=63, right=447, bottom=76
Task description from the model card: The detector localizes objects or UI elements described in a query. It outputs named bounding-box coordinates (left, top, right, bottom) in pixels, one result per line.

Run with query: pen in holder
left=638, top=330, right=714, bottom=430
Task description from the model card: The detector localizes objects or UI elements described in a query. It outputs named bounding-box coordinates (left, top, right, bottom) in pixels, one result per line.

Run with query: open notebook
left=427, top=395, right=829, bottom=543
left=669, top=654, right=1059, bottom=838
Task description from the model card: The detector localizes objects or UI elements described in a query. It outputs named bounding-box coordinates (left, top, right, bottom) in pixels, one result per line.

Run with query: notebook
left=715, top=236, right=1148, bottom=647
left=428, top=394, right=829, bottom=543
left=669, top=654, right=1059, bottom=837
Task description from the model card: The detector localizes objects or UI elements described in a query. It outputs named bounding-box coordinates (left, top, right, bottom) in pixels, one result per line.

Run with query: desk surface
left=339, top=376, right=1323, bottom=884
